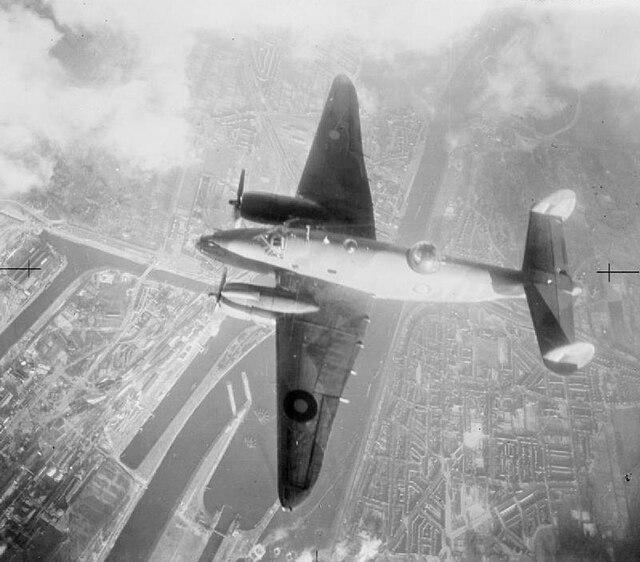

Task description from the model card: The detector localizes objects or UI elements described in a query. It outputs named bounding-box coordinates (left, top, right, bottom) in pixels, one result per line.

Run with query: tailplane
left=522, top=190, right=595, bottom=374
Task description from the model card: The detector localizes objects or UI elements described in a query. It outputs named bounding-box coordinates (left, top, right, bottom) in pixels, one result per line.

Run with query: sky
left=1, top=0, right=640, bottom=194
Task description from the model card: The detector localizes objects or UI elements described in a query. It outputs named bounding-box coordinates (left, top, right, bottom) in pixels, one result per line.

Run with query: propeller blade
left=238, top=168, right=245, bottom=199
left=207, top=267, right=228, bottom=305
left=229, top=169, right=246, bottom=223
left=215, top=268, right=227, bottom=304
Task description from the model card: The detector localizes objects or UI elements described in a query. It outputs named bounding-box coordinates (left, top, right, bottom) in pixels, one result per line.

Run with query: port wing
left=296, top=74, right=376, bottom=240
left=523, top=190, right=595, bottom=374
left=275, top=270, right=371, bottom=509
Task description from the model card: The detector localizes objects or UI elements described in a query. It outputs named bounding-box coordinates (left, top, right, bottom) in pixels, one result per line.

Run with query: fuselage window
left=328, top=268, right=337, bottom=274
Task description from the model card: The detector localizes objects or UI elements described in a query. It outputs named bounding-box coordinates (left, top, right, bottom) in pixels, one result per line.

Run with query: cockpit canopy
left=407, top=241, right=440, bottom=274
left=254, top=226, right=288, bottom=258
left=266, top=227, right=286, bottom=248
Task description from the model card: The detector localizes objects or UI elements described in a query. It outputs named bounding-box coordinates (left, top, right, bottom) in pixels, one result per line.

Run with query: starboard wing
left=275, top=270, right=371, bottom=509
left=296, top=75, right=376, bottom=240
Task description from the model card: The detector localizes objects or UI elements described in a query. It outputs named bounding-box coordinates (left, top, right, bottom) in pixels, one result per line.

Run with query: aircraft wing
left=275, top=269, right=371, bottom=509
left=296, top=74, right=376, bottom=240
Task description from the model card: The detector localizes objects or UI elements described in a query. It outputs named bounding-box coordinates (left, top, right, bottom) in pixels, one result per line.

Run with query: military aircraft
left=196, top=74, right=595, bottom=510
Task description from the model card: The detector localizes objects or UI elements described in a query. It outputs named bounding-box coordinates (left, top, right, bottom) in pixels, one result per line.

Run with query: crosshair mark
left=596, top=263, right=639, bottom=282
left=0, top=258, right=41, bottom=278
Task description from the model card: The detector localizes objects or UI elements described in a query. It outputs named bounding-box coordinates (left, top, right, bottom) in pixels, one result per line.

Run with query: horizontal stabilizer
left=523, top=190, right=594, bottom=374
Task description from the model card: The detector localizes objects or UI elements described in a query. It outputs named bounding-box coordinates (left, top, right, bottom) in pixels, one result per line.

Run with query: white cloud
left=477, top=2, right=640, bottom=118
left=0, top=0, right=500, bottom=195
left=331, top=532, right=383, bottom=561
left=354, top=533, right=383, bottom=562
left=294, top=549, right=314, bottom=562
left=477, top=28, right=568, bottom=118
left=263, top=525, right=290, bottom=545
left=531, top=3, right=640, bottom=90
left=0, top=4, right=194, bottom=193
left=2, top=0, right=640, bottom=195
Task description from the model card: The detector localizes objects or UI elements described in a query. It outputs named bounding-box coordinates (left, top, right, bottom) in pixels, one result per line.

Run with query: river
left=119, top=317, right=247, bottom=470
left=110, top=299, right=400, bottom=562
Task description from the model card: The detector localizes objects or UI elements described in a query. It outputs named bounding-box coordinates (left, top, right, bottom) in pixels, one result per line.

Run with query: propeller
left=208, top=267, right=227, bottom=304
left=228, top=169, right=245, bottom=226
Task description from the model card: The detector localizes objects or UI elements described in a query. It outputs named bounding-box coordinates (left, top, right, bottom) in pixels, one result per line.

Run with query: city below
left=1, top=9, right=640, bottom=562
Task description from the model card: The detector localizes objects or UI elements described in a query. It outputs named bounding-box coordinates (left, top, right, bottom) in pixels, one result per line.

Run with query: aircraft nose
left=196, top=234, right=211, bottom=254
left=197, top=233, right=222, bottom=258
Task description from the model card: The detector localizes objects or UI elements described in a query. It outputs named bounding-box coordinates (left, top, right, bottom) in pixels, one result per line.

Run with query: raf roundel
left=283, top=390, right=318, bottom=423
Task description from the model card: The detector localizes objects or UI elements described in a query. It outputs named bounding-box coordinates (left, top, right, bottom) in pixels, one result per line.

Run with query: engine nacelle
left=219, top=300, right=276, bottom=327
left=406, top=242, right=440, bottom=274
left=221, top=283, right=319, bottom=315
left=240, top=193, right=329, bottom=225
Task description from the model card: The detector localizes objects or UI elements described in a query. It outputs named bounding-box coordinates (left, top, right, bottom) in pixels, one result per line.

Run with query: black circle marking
left=283, top=390, right=317, bottom=422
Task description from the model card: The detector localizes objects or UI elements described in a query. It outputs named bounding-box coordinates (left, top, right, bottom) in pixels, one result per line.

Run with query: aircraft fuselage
left=199, top=226, right=524, bottom=302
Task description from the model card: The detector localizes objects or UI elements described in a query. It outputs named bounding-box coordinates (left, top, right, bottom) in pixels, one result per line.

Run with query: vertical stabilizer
left=522, top=190, right=594, bottom=374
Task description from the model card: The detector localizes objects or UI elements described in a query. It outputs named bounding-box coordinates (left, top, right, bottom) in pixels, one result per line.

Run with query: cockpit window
left=257, top=227, right=287, bottom=258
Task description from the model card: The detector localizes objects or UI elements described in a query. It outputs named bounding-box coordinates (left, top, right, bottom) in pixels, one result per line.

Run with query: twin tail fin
left=522, top=190, right=595, bottom=374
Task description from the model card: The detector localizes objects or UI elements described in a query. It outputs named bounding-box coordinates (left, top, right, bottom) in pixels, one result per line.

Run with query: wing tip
left=543, top=341, right=595, bottom=374
left=279, top=482, right=311, bottom=510
left=332, top=73, right=353, bottom=86
left=532, top=189, right=577, bottom=221
left=329, top=74, right=356, bottom=98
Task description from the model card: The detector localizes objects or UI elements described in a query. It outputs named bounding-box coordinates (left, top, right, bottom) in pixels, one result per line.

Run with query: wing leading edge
left=275, top=271, right=371, bottom=509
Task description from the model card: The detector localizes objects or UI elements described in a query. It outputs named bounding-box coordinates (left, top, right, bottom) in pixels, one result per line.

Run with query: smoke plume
left=1, top=1, right=639, bottom=194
